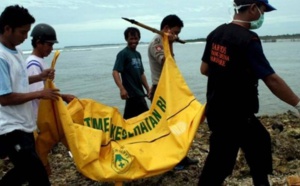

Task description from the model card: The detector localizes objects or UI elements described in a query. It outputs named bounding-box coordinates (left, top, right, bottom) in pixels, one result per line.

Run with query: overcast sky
left=2, top=0, right=300, bottom=49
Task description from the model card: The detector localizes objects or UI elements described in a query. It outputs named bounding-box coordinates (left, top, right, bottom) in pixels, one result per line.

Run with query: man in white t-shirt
left=26, top=23, right=75, bottom=120
left=0, top=5, right=60, bottom=185
left=26, top=23, right=76, bottom=175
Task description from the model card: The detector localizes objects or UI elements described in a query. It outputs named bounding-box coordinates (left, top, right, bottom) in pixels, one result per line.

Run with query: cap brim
left=265, top=3, right=276, bottom=12
left=45, top=40, right=59, bottom=43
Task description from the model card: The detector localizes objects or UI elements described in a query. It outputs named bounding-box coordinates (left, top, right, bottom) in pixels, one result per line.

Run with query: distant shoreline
left=184, top=33, right=300, bottom=43
left=59, top=33, right=300, bottom=49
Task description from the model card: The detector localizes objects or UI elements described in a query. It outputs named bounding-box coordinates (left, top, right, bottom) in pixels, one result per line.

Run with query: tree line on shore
left=186, top=33, right=300, bottom=43
left=64, top=33, right=300, bottom=49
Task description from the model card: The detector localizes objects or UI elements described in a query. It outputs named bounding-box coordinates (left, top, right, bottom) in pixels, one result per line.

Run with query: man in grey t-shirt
left=148, top=14, right=199, bottom=170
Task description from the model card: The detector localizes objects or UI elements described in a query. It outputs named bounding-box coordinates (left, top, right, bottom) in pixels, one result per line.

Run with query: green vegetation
left=63, top=34, right=300, bottom=49
left=260, top=33, right=300, bottom=40
left=185, top=33, right=300, bottom=43
left=185, top=38, right=206, bottom=43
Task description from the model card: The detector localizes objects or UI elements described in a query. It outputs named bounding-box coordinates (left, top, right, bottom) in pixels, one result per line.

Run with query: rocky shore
left=1, top=110, right=300, bottom=186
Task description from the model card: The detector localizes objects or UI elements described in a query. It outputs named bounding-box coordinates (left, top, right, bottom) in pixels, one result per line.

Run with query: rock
left=287, top=175, right=300, bottom=186
left=0, top=111, right=299, bottom=185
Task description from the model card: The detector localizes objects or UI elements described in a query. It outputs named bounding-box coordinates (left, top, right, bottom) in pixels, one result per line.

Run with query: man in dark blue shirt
left=113, top=27, right=150, bottom=119
left=198, top=0, right=300, bottom=185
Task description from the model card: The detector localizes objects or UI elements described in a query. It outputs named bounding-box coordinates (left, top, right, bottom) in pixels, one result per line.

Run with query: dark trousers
left=149, top=84, right=157, bottom=102
left=123, top=96, right=149, bottom=119
left=0, top=130, right=50, bottom=186
left=198, top=115, right=272, bottom=186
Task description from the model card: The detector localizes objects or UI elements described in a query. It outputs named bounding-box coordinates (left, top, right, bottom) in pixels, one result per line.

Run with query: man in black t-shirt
left=198, top=0, right=300, bottom=185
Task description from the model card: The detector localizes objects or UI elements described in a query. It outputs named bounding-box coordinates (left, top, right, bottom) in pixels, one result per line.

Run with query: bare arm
left=0, top=89, right=60, bottom=106
left=61, top=94, right=76, bottom=103
left=166, top=31, right=178, bottom=57
left=29, top=74, right=44, bottom=84
left=200, top=61, right=209, bottom=76
left=169, top=42, right=174, bottom=58
left=141, top=73, right=150, bottom=98
left=112, top=70, right=128, bottom=100
left=263, top=73, right=300, bottom=106
left=28, top=69, right=55, bottom=84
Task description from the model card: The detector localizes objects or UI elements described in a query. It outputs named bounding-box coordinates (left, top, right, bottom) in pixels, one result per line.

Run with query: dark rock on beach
left=0, top=110, right=300, bottom=186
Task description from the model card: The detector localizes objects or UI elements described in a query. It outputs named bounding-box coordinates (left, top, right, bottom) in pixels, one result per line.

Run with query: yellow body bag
left=35, top=35, right=206, bottom=182
left=35, top=51, right=69, bottom=174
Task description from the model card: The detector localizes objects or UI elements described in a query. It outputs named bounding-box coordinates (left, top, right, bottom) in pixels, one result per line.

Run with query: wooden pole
left=122, top=17, right=186, bottom=44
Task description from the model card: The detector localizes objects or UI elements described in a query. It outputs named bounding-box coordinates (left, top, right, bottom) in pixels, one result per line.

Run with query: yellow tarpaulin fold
left=35, top=35, right=206, bottom=182
left=35, top=51, right=69, bottom=174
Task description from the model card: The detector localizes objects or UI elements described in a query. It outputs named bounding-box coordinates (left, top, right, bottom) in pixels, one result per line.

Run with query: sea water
left=26, top=41, right=300, bottom=116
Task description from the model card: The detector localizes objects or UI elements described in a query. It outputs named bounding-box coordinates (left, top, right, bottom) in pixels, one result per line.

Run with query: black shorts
left=0, top=130, right=35, bottom=159
left=123, top=96, right=149, bottom=119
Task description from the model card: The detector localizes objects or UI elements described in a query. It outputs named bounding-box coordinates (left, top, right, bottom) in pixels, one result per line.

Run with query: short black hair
left=0, top=5, right=35, bottom=34
left=31, top=37, right=46, bottom=48
left=160, top=14, right=184, bottom=30
left=234, top=0, right=255, bottom=5
left=124, top=27, right=140, bottom=40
